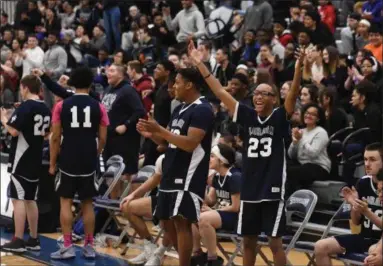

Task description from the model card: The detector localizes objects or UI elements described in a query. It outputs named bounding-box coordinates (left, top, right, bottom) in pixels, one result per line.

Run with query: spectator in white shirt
left=20, top=35, right=44, bottom=77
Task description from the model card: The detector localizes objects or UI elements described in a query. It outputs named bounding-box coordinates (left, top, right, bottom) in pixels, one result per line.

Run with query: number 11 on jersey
left=70, top=106, right=92, bottom=128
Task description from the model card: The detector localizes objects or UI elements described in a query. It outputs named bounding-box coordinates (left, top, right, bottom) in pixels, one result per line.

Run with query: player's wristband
left=204, top=73, right=211, bottom=79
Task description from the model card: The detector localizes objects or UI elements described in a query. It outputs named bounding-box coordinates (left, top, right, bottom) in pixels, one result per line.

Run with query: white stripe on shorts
left=271, top=200, right=285, bottom=237
left=172, top=191, right=184, bottom=217
left=237, top=201, right=244, bottom=235
left=11, top=175, right=25, bottom=200
left=190, top=192, right=201, bottom=221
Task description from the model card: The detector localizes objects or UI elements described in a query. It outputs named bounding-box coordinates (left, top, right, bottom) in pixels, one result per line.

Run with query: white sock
left=155, top=245, right=169, bottom=256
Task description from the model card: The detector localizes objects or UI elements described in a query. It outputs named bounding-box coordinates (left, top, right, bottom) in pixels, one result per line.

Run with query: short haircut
left=159, top=60, right=176, bottom=73
left=369, top=23, right=382, bottom=35
left=218, top=46, right=229, bottom=56
left=177, top=68, right=202, bottom=88
left=365, top=142, right=383, bottom=162
left=28, top=34, right=37, bottom=40
left=128, top=60, right=143, bottom=74
left=300, top=103, right=326, bottom=128
left=354, top=79, right=377, bottom=104
left=20, top=75, right=42, bottom=95
left=232, top=73, right=249, bottom=87
left=68, top=66, right=94, bottom=89
left=200, top=41, right=212, bottom=51
left=112, top=64, right=127, bottom=76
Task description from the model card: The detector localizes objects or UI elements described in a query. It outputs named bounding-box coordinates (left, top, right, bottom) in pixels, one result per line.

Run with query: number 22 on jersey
left=247, top=137, right=272, bottom=158
left=34, top=115, right=50, bottom=136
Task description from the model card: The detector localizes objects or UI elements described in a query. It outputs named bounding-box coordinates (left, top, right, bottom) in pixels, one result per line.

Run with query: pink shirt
left=52, top=101, right=110, bottom=127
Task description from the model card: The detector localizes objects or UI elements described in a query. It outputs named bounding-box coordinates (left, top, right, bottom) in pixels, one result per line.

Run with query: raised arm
left=188, top=41, right=238, bottom=116
left=284, top=51, right=305, bottom=116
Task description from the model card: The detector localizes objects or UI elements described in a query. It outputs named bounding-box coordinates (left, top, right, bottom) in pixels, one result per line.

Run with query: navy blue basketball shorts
left=8, top=174, right=39, bottom=201
left=237, top=200, right=286, bottom=237
left=155, top=191, right=202, bottom=223
left=217, top=210, right=238, bottom=232
left=55, top=171, right=98, bottom=200
left=334, top=234, right=379, bottom=254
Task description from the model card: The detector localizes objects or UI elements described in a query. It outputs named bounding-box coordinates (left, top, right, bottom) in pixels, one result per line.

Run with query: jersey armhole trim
left=233, top=102, right=239, bottom=123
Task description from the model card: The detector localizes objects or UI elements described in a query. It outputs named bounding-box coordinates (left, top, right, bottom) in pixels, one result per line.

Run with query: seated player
left=0, top=75, right=51, bottom=252
left=120, top=155, right=172, bottom=265
left=364, top=169, right=383, bottom=266
left=315, top=143, right=383, bottom=266
left=192, top=144, right=241, bottom=266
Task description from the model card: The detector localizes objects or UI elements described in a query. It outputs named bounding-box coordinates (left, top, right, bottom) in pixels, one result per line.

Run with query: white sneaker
left=128, top=240, right=157, bottom=265
left=151, top=225, right=161, bottom=232
left=144, top=253, right=162, bottom=266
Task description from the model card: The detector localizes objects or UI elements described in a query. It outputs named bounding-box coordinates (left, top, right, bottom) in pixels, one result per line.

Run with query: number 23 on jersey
left=247, top=137, right=272, bottom=158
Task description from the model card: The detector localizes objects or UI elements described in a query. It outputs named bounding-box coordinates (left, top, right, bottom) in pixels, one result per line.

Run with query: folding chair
left=257, top=189, right=318, bottom=266
left=293, top=201, right=350, bottom=266
left=93, top=165, right=157, bottom=248
left=216, top=230, right=243, bottom=266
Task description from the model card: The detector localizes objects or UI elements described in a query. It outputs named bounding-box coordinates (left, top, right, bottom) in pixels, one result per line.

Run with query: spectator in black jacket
left=20, top=1, right=42, bottom=33
left=143, top=60, right=175, bottom=166
left=304, top=10, right=335, bottom=47
left=102, top=64, right=146, bottom=198
left=215, top=47, right=236, bottom=86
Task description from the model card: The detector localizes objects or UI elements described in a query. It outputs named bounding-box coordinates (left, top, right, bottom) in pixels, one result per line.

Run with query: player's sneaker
left=207, top=256, right=224, bottom=266
left=25, top=237, right=41, bottom=251
left=144, top=252, right=162, bottom=266
left=128, top=239, right=157, bottom=264
left=1, top=238, right=26, bottom=253
left=82, top=244, right=96, bottom=259
left=191, top=252, right=207, bottom=266
left=51, top=245, right=76, bottom=259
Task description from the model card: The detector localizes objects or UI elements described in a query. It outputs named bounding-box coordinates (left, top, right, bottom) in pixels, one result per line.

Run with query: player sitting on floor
left=192, top=144, right=241, bottom=266
left=364, top=169, right=383, bottom=266
left=120, top=154, right=172, bottom=265
left=0, top=75, right=51, bottom=253
left=315, top=143, right=383, bottom=266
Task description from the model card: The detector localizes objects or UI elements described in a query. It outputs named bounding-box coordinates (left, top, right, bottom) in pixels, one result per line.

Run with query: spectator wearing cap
left=361, top=0, right=383, bottom=23
left=340, top=13, right=362, bottom=55
left=0, top=12, right=12, bottom=36
left=318, top=0, right=336, bottom=33
left=163, top=0, right=205, bottom=45
left=273, top=19, right=293, bottom=47
left=364, top=24, right=383, bottom=63
left=357, top=19, right=372, bottom=48
left=215, top=47, right=236, bottom=87
left=43, top=31, right=68, bottom=108
left=304, top=10, right=335, bottom=47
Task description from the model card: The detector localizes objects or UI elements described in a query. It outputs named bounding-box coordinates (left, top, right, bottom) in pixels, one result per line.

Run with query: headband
left=212, top=145, right=229, bottom=165
left=359, top=19, right=371, bottom=28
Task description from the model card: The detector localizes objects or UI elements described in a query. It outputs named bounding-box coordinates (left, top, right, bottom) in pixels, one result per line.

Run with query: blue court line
left=1, top=229, right=130, bottom=266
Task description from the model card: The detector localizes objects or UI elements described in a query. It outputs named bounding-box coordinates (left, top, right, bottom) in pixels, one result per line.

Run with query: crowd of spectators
left=0, top=0, right=382, bottom=196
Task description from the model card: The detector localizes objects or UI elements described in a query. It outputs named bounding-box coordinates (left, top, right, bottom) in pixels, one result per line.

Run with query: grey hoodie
left=242, top=0, right=273, bottom=34
left=164, top=4, right=205, bottom=43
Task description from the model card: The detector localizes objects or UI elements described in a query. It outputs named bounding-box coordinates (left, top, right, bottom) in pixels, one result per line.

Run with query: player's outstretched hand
left=188, top=40, right=202, bottom=66
left=31, top=68, right=44, bottom=77
left=341, top=186, right=359, bottom=205
left=137, top=113, right=161, bottom=134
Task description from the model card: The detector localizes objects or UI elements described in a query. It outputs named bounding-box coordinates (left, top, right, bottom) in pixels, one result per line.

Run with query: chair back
left=285, top=190, right=318, bottom=253
left=321, top=201, right=351, bottom=239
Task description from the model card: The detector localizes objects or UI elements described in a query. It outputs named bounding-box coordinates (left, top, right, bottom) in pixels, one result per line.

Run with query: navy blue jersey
left=161, top=97, right=214, bottom=199
left=233, top=103, right=290, bottom=202
left=356, top=176, right=382, bottom=240
left=7, top=100, right=51, bottom=180
left=53, top=94, right=108, bottom=176
left=211, top=168, right=241, bottom=209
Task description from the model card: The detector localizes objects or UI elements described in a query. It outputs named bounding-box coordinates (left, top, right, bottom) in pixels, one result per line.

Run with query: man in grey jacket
left=241, top=0, right=273, bottom=42
left=43, top=31, right=68, bottom=108
left=163, top=0, right=205, bottom=44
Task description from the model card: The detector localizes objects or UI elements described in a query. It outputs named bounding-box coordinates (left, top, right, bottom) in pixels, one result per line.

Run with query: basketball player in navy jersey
left=192, top=144, right=241, bottom=265
left=189, top=41, right=303, bottom=266
left=49, top=67, right=109, bottom=259
left=137, top=68, right=214, bottom=266
left=315, top=143, right=383, bottom=266
left=0, top=75, right=51, bottom=253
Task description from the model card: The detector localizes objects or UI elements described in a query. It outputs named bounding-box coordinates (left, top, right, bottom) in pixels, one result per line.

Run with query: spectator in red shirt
left=273, top=19, right=294, bottom=47
left=318, top=0, right=336, bottom=33
left=127, top=60, right=154, bottom=113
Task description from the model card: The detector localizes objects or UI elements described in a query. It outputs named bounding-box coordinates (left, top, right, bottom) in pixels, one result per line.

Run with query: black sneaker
left=207, top=256, right=224, bottom=266
left=25, top=237, right=41, bottom=251
left=1, top=237, right=26, bottom=253
left=191, top=252, right=207, bottom=266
